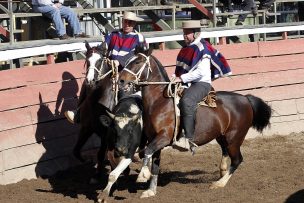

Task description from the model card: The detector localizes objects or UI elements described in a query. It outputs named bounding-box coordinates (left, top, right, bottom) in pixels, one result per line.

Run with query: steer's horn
left=106, top=110, right=115, bottom=119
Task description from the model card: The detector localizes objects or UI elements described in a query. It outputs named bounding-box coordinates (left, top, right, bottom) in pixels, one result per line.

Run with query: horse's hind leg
left=210, top=142, right=243, bottom=189
left=216, top=137, right=229, bottom=177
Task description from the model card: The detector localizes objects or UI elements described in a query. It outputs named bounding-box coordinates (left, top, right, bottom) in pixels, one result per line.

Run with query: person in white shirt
left=172, top=20, right=213, bottom=151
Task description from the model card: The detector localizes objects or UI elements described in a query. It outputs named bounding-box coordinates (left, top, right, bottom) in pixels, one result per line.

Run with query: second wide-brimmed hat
left=181, top=20, right=204, bottom=29
left=122, top=11, right=144, bottom=22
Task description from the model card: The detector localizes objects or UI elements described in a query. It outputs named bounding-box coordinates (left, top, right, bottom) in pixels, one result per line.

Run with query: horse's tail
left=246, top=94, right=272, bottom=133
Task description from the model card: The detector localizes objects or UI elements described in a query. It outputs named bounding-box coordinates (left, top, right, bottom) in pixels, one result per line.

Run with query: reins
left=122, top=53, right=182, bottom=143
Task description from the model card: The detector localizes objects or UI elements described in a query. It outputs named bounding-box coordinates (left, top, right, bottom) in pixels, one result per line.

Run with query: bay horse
left=118, top=46, right=272, bottom=198
left=72, top=41, right=116, bottom=174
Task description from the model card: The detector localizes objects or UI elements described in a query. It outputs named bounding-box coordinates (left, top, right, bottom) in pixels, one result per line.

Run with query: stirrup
left=172, top=137, right=190, bottom=152
left=189, top=140, right=198, bottom=155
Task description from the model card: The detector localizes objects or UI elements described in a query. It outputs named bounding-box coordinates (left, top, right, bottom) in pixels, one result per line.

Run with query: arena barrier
left=0, top=38, right=304, bottom=185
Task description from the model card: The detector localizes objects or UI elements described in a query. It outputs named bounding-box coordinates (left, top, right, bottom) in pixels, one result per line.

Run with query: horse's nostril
left=119, top=80, right=125, bottom=85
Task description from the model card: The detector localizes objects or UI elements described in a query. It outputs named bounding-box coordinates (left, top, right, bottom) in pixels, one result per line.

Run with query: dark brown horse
left=73, top=41, right=116, bottom=173
left=118, top=47, right=272, bottom=198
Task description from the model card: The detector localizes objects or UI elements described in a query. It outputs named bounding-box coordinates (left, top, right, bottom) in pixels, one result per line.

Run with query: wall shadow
left=33, top=72, right=104, bottom=201
left=55, top=71, right=79, bottom=116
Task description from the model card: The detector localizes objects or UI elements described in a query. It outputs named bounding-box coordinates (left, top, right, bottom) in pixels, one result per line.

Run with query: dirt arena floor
left=1, top=132, right=304, bottom=203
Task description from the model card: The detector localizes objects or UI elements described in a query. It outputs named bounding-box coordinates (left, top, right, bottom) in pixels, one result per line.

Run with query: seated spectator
left=219, top=0, right=242, bottom=13
left=220, top=0, right=275, bottom=26
left=235, top=0, right=257, bottom=25
left=32, top=0, right=87, bottom=39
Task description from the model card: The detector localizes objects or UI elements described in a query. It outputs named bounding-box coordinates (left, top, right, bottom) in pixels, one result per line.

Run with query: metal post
left=213, top=0, right=217, bottom=27
left=8, top=0, right=14, bottom=45
left=172, top=5, right=175, bottom=30
left=274, top=1, right=277, bottom=24
left=262, top=11, right=266, bottom=41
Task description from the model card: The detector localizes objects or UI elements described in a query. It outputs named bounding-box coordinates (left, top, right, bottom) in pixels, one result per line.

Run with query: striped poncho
left=105, top=29, right=147, bottom=68
left=175, top=36, right=232, bottom=81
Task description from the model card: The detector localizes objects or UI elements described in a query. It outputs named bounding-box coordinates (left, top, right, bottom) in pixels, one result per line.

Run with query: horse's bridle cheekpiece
left=122, top=53, right=152, bottom=86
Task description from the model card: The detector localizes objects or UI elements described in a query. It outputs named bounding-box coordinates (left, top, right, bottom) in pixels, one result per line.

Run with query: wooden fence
left=1, top=38, right=304, bottom=185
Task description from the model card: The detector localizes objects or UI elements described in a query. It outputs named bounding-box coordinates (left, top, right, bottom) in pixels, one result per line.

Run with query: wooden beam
left=187, top=0, right=213, bottom=19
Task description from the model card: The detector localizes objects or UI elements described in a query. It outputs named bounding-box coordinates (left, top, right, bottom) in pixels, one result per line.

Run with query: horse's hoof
left=136, top=166, right=151, bottom=183
left=140, top=189, right=156, bottom=198
left=209, top=182, right=223, bottom=189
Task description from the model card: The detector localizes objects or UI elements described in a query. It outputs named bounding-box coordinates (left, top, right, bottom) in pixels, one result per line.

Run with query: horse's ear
left=135, top=45, right=151, bottom=55
left=145, top=45, right=153, bottom=56
left=85, top=40, right=91, bottom=51
left=135, top=45, right=153, bottom=56
left=97, top=41, right=108, bottom=56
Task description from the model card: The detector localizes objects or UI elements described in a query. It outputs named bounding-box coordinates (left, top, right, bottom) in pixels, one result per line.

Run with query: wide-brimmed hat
left=122, top=11, right=144, bottom=22
left=181, top=20, right=204, bottom=29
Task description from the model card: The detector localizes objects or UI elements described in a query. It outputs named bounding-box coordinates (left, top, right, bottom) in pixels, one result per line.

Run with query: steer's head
left=100, top=102, right=143, bottom=158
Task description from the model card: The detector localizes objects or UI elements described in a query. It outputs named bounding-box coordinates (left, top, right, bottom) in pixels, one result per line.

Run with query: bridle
left=85, top=48, right=120, bottom=104
left=122, top=53, right=152, bottom=84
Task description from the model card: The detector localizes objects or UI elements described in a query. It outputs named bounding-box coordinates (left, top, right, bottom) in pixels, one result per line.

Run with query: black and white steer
left=99, top=93, right=144, bottom=196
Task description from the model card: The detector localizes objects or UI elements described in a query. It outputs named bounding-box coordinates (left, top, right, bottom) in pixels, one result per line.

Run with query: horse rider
left=64, top=11, right=148, bottom=124
left=172, top=20, right=231, bottom=152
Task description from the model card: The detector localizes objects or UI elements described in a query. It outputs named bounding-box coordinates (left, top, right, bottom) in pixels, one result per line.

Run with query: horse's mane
left=135, top=45, right=170, bottom=82
left=150, top=55, right=170, bottom=82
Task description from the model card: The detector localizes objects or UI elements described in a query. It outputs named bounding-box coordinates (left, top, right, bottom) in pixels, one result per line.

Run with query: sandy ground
left=1, top=132, right=304, bottom=203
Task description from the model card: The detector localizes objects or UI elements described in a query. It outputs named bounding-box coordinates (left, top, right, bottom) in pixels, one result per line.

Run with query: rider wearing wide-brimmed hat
left=65, top=11, right=148, bottom=124
left=172, top=20, right=231, bottom=152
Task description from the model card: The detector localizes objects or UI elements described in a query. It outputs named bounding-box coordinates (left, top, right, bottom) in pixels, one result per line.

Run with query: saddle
left=176, top=87, right=217, bottom=109
left=198, top=90, right=217, bottom=108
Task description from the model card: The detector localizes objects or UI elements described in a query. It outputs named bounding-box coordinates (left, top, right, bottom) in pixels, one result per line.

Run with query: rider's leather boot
left=173, top=115, right=197, bottom=152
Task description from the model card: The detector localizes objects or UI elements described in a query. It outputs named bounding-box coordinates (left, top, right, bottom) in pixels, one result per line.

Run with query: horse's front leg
left=136, top=134, right=170, bottom=183
left=73, top=126, right=92, bottom=162
left=140, top=150, right=161, bottom=198
left=137, top=134, right=170, bottom=198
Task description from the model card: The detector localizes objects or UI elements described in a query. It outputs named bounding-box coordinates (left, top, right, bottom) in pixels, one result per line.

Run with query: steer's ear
left=100, top=115, right=112, bottom=127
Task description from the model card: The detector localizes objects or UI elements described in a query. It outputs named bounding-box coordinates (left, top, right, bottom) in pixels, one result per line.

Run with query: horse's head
left=84, top=41, right=108, bottom=85
left=119, top=45, right=153, bottom=93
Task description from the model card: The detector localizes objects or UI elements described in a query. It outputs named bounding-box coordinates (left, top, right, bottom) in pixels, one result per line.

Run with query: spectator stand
left=0, top=0, right=304, bottom=69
